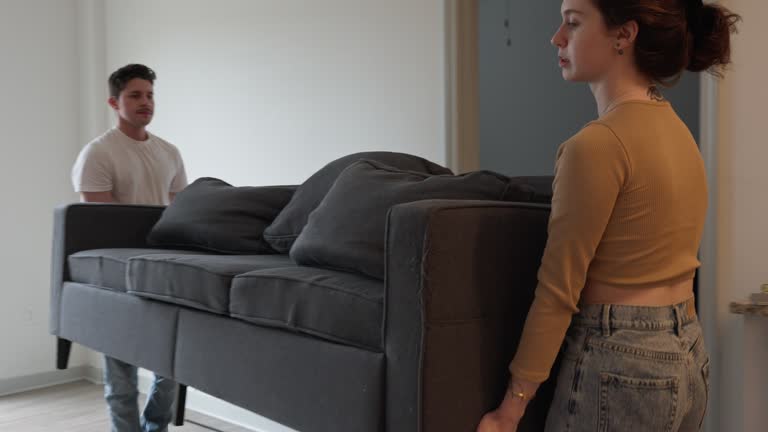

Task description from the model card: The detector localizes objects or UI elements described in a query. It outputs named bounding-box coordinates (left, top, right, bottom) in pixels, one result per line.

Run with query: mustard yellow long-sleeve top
left=510, top=100, right=707, bottom=383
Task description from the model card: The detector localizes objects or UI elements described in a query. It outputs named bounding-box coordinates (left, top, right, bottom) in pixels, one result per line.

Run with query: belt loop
left=601, top=305, right=612, bottom=337
left=686, top=298, right=696, bottom=322
left=673, top=305, right=683, bottom=336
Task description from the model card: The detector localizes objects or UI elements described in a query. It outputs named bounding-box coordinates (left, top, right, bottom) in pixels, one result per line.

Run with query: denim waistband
left=572, top=297, right=697, bottom=334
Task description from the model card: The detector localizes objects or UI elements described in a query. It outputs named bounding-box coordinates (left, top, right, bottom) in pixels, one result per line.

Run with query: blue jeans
left=103, top=356, right=177, bottom=432
left=544, top=297, right=710, bottom=432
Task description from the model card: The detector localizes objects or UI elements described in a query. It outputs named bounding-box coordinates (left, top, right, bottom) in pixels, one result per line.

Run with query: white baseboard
left=0, top=365, right=101, bottom=397
left=82, top=364, right=104, bottom=384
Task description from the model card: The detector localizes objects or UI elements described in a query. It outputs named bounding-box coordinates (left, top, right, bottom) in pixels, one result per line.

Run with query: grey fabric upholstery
left=51, top=203, right=165, bottom=334
left=290, top=160, right=511, bottom=279
left=51, top=192, right=557, bottom=432
left=174, top=309, right=384, bottom=432
left=68, top=248, right=203, bottom=292
left=230, top=266, right=384, bottom=350
left=263, top=152, right=452, bottom=253
left=384, top=200, right=557, bottom=432
left=127, top=254, right=296, bottom=314
left=148, top=178, right=297, bottom=254
left=58, top=282, right=178, bottom=377
left=507, top=176, right=554, bottom=203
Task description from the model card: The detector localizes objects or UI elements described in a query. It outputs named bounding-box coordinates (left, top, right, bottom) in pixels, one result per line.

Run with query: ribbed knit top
left=510, top=100, right=707, bottom=382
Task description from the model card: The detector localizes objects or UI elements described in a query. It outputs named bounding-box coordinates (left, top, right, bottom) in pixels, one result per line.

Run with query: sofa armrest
left=384, top=199, right=555, bottom=432
left=50, top=203, right=165, bottom=334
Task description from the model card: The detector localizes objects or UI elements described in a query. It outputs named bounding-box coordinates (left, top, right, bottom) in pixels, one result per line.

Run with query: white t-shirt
left=72, top=128, right=188, bottom=205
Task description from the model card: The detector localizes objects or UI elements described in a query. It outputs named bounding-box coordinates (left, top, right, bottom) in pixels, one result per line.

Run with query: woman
left=477, top=0, right=739, bottom=431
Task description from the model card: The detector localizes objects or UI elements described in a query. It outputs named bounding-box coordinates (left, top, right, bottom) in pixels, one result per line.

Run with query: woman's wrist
left=507, top=376, right=539, bottom=401
left=494, top=376, right=541, bottom=419
left=497, top=388, right=529, bottom=420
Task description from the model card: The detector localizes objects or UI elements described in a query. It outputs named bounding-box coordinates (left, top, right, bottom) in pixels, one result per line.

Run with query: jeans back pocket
left=598, top=372, right=679, bottom=432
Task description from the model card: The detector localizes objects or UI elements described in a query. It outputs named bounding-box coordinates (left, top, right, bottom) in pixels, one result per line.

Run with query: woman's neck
left=590, top=73, right=658, bottom=117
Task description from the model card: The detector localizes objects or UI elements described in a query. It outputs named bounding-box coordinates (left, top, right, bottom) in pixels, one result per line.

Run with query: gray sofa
left=50, top=180, right=558, bottom=431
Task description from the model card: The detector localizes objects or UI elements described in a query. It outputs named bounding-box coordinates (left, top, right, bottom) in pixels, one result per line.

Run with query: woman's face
left=552, top=0, right=618, bottom=82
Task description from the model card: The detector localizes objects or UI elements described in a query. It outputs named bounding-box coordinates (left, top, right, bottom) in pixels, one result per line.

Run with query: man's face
left=109, top=78, right=154, bottom=128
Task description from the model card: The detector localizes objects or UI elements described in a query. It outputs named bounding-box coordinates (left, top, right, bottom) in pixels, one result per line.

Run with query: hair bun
left=686, top=3, right=741, bottom=76
left=686, top=0, right=705, bottom=32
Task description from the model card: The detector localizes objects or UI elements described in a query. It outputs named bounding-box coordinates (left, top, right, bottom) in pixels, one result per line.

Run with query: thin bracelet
left=507, top=387, right=530, bottom=401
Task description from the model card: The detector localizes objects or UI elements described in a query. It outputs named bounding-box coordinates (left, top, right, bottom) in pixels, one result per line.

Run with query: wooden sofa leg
left=56, top=338, right=72, bottom=370
left=174, top=383, right=187, bottom=426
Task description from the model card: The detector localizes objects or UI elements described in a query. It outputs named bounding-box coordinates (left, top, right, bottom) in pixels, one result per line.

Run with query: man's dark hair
left=108, top=64, right=156, bottom=98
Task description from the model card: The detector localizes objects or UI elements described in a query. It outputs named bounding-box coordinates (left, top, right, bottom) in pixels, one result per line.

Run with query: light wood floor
left=0, top=380, right=252, bottom=432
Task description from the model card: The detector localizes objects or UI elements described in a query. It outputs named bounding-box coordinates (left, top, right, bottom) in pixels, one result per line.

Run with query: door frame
left=445, top=0, right=479, bottom=174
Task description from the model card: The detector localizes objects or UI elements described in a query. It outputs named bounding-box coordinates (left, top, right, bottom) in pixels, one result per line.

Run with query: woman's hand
left=476, top=405, right=522, bottom=432
left=476, top=378, right=538, bottom=432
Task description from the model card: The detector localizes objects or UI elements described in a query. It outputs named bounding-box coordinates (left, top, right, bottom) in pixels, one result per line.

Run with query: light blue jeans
left=544, top=297, right=710, bottom=431
left=103, top=356, right=177, bottom=432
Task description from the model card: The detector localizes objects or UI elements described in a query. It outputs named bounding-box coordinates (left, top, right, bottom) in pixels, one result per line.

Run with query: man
left=71, top=64, right=187, bottom=432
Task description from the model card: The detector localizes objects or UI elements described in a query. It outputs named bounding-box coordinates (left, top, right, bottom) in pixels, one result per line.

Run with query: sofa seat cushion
left=127, top=254, right=297, bottom=314
left=230, top=266, right=384, bottom=351
left=68, top=248, right=204, bottom=292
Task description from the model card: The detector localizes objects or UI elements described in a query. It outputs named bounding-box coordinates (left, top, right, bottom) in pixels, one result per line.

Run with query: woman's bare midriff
left=580, top=278, right=694, bottom=306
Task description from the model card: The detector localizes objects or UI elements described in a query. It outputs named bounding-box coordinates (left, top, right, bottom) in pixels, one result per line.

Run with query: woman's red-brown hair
left=593, top=0, right=741, bottom=84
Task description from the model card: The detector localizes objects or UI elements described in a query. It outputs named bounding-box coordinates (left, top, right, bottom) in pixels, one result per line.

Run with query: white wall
left=102, top=0, right=447, bottom=187
left=714, top=1, right=768, bottom=431
left=0, top=0, right=89, bottom=383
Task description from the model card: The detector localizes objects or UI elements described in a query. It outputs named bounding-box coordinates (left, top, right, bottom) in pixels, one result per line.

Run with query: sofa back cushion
left=289, top=160, right=514, bottom=279
left=262, top=152, right=452, bottom=253
left=507, top=176, right=553, bottom=203
left=148, top=177, right=296, bottom=254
